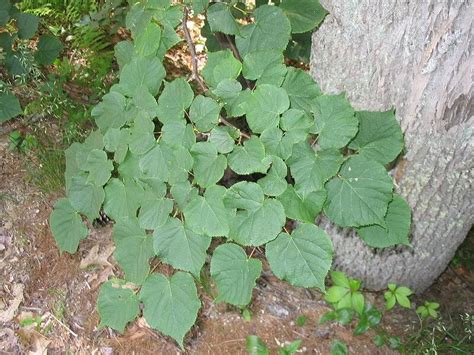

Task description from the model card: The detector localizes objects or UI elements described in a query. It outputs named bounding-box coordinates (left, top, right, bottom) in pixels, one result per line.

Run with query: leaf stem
left=182, top=7, right=251, bottom=140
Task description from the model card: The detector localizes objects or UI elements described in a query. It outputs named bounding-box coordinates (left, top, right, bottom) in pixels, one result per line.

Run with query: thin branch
left=182, top=7, right=207, bottom=93
left=182, top=7, right=251, bottom=139
left=220, top=117, right=250, bottom=139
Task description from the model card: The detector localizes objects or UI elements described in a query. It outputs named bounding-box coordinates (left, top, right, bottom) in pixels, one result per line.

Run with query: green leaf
left=395, top=293, right=411, bottom=309
left=170, top=180, right=199, bottom=210
left=156, top=23, right=181, bottom=59
left=0, top=92, right=22, bottom=122
left=84, top=149, right=114, bottom=186
left=279, top=0, right=327, bottom=33
left=288, top=142, right=343, bottom=196
left=68, top=175, right=105, bottom=221
left=104, top=178, right=139, bottom=221
left=156, top=78, right=194, bottom=124
left=236, top=5, right=291, bottom=57
left=104, top=128, right=129, bottom=163
left=207, top=2, right=239, bottom=35
left=228, top=136, right=271, bottom=175
left=134, top=22, right=161, bottom=57
left=154, top=218, right=211, bottom=276
left=91, top=92, right=128, bottom=133
left=139, top=144, right=172, bottom=181
left=280, top=109, right=313, bottom=132
left=351, top=292, right=365, bottom=315
left=277, top=185, right=326, bottom=223
left=126, top=3, right=152, bottom=37
left=132, top=87, right=159, bottom=119
left=113, top=216, right=144, bottom=243
left=209, top=126, right=237, bottom=154
left=330, top=340, right=348, bottom=355
left=384, top=291, right=396, bottom=310
left=230, top=198, right=286, bottom=246
left=282, top=67, right=321, bottom=112
left=140, top=272, right=201, bottom=348
left=324, top=286, right=349, bottom=304
left=189, top=95, right=221, bottom=132
left=242, top=50, right=287, bottom=86
left=224, top=181, right=264, bottom=210
left=15, top=13, right=39, bottom=40
left=357, top=194, right=411, bottom=248
left=114, top=40, right=134, bottom=69
left=331, top=271, right=350, bottom=287
left=49, top=198, right=88, bottom=253
left=35, top=35, right=63, bottom=65
left=183, top=185, right=230, bottom=237
left=349, top=110, right=404, bottom=164
left=190, top=142, right=227, bottom=188
left=257, top=156, right=288, bottom=197
left=0, top=32, right=13, bottom=53
left=138, top=196, right=173, bottom=230
left=114, top=234, right=154, bottom=284
left=211, top=79, right=248, bottom=117
left=119, top=56, right=165, bottom=96
left=247, top=335, right=269, bottom=355
left=324, top=155, right=393, bottom=227
left=260, top=127, right=301, bottom=161
left=266, top=223, right=333, bottom=290
left=192, top=0, right=209, bottom=13
left=97, top=280, right=140, bottom=333
left=210, top=243, right=262, bottom=306
left=161, top=121, right=196, bottom=149
left=245, top=84, right=290, bottom=133
left=0, top=1, right=10, bottom=27
left=201, top=49, right=242, bottom=88
left=127, top=116, right=154, bottom=156
left=313, top=94, right=358, bottom=149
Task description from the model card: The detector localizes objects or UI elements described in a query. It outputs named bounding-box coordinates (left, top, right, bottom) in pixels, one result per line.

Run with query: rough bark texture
left=310, top=0, right=473, bottom=292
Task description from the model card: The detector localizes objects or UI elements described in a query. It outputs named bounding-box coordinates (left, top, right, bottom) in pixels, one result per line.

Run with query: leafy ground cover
left=1, top=1, right=473, bottom=353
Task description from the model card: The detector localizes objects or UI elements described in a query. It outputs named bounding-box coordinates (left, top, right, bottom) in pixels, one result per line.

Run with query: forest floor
left=1, top=119, right=473, bottom=354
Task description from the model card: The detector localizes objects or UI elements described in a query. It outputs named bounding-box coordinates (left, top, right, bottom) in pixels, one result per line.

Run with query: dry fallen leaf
left=80, top=244, right=115, bottom=269
left=0, top=283, right=24, bottom=322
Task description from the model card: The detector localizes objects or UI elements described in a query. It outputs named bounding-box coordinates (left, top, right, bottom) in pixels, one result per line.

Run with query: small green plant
left=9, top=130, right=38, bottom=152
left=416, top=301, right=440, bottom=319
left=48, top=0, right=412, bottom=348
left=384, top=283, right=413, bottom=310
left=246, top=335, right=301, bottom=355
left=295, top=315, right=308, bottom=327
left=0, top=0, right=63, bottom=122
left=322, top=272, right=418, bottom=350
left=324, top=271, right=365, bottom=315
left=330, top=340, right=348, bottom=355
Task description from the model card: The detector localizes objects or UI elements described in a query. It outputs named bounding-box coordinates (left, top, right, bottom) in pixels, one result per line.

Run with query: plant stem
left=182, top=7, right=250, bottom=139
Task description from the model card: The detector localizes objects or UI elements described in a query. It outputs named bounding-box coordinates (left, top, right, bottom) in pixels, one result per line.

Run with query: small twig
left=220, top=117, right=250, bottom=139
left=182, top=7, right=207, bottom=93
left=46, top=312, right=78, bottom=338
left=224, top=34, right=243, bottom=62
left=182, top=7, right=251, bottom=139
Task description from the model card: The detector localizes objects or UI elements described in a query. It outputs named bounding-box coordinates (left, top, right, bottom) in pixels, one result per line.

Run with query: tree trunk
left=310, top=0, right=473, bottom=293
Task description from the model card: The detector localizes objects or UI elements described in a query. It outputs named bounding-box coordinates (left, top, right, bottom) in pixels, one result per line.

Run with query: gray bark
left=310, top=0, right=473, bottom=292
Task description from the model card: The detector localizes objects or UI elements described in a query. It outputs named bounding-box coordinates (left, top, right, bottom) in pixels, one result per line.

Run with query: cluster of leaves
left=322, top=272, right=442, bottom=350
left=49, top=0, right=411, bottom=348
left=246, top=335, right=301, bottom=355
left=0, top=0, right=63, bottom=122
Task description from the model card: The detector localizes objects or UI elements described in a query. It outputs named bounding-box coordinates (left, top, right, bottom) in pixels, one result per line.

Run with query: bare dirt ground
left=1, top=121, right=473, bottom=354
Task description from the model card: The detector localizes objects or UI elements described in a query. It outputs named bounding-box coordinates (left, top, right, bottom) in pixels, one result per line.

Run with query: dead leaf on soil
left=89, top=266, right=115, bottom=289
left=0, top=283, right=24, bottom=322
left=80, top=244, right=115, bottom=269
